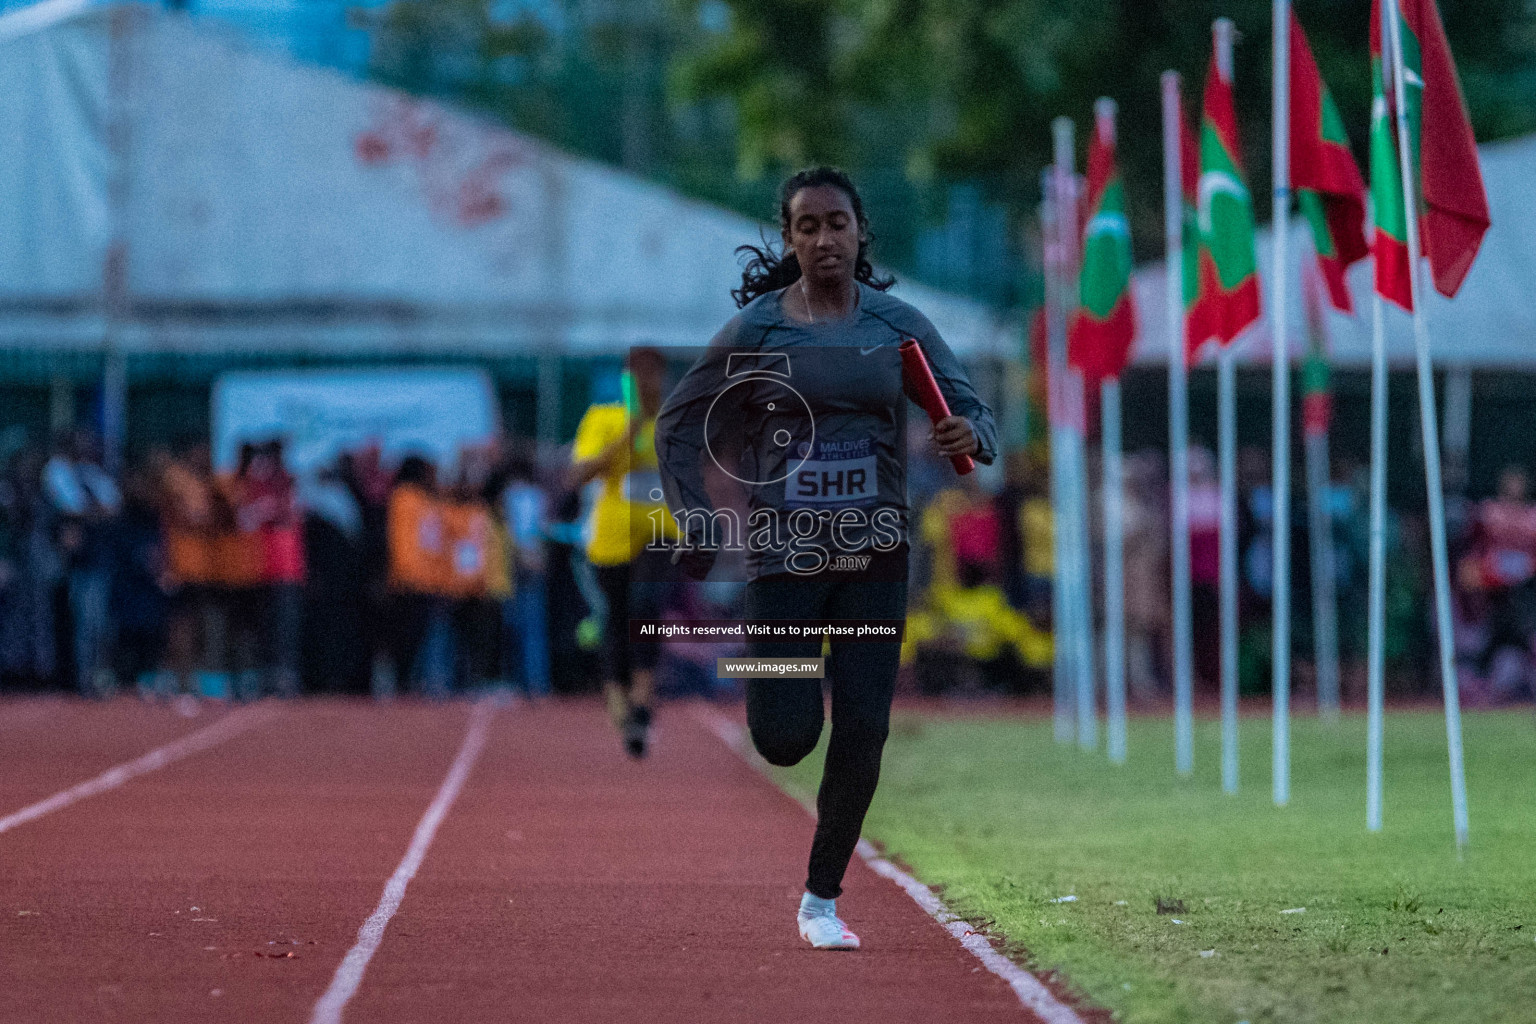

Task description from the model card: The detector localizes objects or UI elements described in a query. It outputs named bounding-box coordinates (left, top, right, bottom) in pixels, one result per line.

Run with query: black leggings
left=594, top=550, right=673, bottom=685
left=743, top=551, right=907, bottom=900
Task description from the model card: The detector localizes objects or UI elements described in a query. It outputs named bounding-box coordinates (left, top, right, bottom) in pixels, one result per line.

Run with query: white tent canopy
left=0, top=0, right=1016, bottom=360
left=1130, top=134, right=1536, bottom=370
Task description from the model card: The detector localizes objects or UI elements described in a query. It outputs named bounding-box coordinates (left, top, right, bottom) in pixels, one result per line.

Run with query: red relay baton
left=900, top=338, right=974, bottom=476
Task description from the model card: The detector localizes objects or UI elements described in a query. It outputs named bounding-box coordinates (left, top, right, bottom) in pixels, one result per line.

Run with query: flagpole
left=1043, top=167, right=1076, bottom=745
left=1302, top=272, right=1342, bottom=723
left=1384, top=0, right=1469, bottom=849
left=1366, top=290, right=1388, bottom=831
left=1103, top=375, right=1126, bottom=763
left=1215, top=18, right=1240, bottom=791
left=1305, top=406, right=1342, bottom=720
left=1270, top=0, right=1294, bottom=808
left=1056, top=116, right=1099, bottom=752
left=1095, top=98, right=1128, bottom=766
left=1218, top=344, right=1239, bottom=787
left=1072, top=370, right=1099, bottom=752
left=1162, top=72, right=1195, bottom=779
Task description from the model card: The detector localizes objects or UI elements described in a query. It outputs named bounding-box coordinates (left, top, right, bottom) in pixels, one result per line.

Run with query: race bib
left=785, top=439, right=877, bottom=507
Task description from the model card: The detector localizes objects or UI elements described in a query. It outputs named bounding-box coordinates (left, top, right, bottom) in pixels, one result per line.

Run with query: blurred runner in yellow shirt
left=570, top=348, right=677, bottom=757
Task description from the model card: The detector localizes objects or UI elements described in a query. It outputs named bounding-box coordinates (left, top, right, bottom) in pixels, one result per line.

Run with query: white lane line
left=695, top=707, right=1088, bottom=1024
left=0, top=706, right=280, bottom=836
left=856, top=842, right=1086, bottom=1024
left=309, top=701, right=495, bottom=1024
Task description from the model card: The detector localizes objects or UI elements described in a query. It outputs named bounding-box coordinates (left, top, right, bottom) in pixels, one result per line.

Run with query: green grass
left=773, top=709, right=1536, bottom=1024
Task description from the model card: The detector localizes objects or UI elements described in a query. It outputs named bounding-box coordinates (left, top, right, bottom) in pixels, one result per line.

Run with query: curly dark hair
left=732, top=166, right=894, bottom=309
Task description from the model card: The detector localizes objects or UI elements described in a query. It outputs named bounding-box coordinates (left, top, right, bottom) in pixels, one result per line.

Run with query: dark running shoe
left=624, top=704, right=653, bottom=759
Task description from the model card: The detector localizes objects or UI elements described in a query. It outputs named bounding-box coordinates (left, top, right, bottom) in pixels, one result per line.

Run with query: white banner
left=211, top=366, right=498, bottom=474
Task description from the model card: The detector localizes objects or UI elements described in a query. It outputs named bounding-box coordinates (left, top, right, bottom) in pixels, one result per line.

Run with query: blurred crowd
left=905, top=441, right=1536, bottom=707
left=0, top=430, right=563, bottom=700
left=2, top=423, right=1533, bottom=706
left=1450, top=464, right=1536, bottom=705
left=0, top=425, right=767, bottom=703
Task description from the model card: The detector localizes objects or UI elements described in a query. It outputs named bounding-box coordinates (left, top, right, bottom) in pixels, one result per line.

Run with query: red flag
left=1370, top=0, right=1491, bottom=305
left=1187, top=50, right=1262, bottom=362
left=1181, top=99, right=1201, bottom=206
left=1180, top=101, right=1212, bottom=364
left=1290, top=13, right=1369, bottom=313
left=1407, top=0, right=1490, bottom=298
left=1069, top=103, right=1137, bottom=384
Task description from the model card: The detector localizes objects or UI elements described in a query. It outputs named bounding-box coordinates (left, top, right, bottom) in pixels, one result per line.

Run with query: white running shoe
left=798, top=909, right=860, bottom=950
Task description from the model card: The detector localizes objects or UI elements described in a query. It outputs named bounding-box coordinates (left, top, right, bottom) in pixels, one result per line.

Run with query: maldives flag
left=1070, top=102, right=1136, bottom=384
left=1370, top=0, right=1490, bottom=311
left=1179, top=101, right=1209, bottom=364
left=1190, top=48, right=1262, bottom=361
left=1291, top=13, right=1368, bottom=313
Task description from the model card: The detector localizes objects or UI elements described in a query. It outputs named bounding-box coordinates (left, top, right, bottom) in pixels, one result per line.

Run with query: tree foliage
left=363, top=0, right=1536, bottom=288
left=674, top=0, right=1536, bottom=258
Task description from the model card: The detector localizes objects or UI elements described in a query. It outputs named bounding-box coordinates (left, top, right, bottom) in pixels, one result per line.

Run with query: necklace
left=800, top=277, right=815, bottom=324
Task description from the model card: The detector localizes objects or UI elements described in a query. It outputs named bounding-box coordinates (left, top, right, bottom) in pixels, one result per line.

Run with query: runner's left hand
left=932, top=416, right=978, bottom=458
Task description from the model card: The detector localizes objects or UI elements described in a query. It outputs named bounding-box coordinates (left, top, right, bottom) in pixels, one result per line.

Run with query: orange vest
left=442, top=499, right=492, bottom=599
left=212, top=475, right=264, bottom=589
left=161, top=463, right=215, bottom=586
left=387, top=484, right=451, bottom=595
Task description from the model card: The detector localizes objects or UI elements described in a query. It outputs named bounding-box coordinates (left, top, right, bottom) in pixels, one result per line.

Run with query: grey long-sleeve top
left=656, top=282, right=996, bottom=580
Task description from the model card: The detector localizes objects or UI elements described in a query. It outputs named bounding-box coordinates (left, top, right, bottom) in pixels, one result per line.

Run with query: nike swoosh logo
left=859, top=345, right=883, bottom=355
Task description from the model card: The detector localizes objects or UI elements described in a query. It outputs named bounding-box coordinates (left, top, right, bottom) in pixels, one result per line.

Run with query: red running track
left=0, top=697, right=1068, bottom=1023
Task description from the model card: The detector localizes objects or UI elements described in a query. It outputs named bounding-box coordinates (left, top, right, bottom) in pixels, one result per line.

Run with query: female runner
left=656, top=167, right=995, bottom=950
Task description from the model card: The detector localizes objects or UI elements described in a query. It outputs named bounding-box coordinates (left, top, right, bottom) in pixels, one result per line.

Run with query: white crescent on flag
left=1198, top=170, right=1250, bottom=236
left=1085, top=210, right=1130, bottom=244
